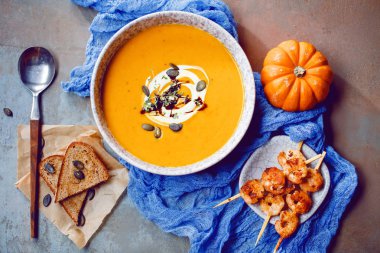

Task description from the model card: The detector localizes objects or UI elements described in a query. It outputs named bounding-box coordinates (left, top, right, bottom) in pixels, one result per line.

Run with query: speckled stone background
left=0, top=0, right=379, bottom=252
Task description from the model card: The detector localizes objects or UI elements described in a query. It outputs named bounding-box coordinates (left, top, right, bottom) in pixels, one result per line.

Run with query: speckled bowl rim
left=91, top=11, right=255, bottom=176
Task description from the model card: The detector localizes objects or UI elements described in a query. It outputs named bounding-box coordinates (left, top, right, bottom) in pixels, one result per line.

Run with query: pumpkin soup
left=102, top=24, right=244, bottom=167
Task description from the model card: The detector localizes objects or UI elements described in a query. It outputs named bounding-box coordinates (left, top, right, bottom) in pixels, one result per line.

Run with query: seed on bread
left=44, top=162, right=55, bottom=174
left=74, top=170, right=85, bottom=180
left=73, top=160, right=84, bottom=170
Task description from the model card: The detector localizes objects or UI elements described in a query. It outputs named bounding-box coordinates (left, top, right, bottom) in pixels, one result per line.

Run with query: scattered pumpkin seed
left=87, top=188, right=95, bottom=201
left=169, top=123, right=183, bottom=132
left=3, top=108, right=13, bottom=117
left=142, top=85, right=150, bottom=97
left=44, top=162, right=55, bottom=174
left=77, top=213, right=86, bottom=227
left=73, top=160, right=84, bottom=170
left=43, top=194, right=51, bottom=207
left=40, top=137, right=45, bottom=149
left=196, top=80, right=207, bottom=92
left=74, top=170, right=85, bottom=180
left=166, top=69, right=179, bottom=79
left=142, top=123, right=155, bottom=131
left=154, top=127, right=162, bottom=138
left=169, top=63, right=179, bottom=70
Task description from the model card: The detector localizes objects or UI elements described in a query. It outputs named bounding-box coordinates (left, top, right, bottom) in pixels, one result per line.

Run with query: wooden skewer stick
left=305, top=154, right=322, bottom=164
left=255, top=214, right=271, bottom=245
left=213, top=193, right=241, bottom=208
left=273, top=237, right=283, bottom=253
left=314, top=151, right=326, bottom=171
left=297, top=141, right=304, bottom=151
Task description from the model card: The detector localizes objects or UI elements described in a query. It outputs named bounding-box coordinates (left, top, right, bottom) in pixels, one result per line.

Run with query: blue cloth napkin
left=63, top=1, right=358, bottom=252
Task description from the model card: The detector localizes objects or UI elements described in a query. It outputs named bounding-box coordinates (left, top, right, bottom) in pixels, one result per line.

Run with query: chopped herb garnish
left=194, top=97, right=203, bottom=106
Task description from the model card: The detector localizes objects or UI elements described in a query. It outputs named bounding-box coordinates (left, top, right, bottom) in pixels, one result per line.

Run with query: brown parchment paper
left=15, top=125, right=129, bottom=248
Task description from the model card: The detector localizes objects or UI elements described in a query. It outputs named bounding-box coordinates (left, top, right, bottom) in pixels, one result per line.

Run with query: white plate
left=239, top=135, right=330, bottom=224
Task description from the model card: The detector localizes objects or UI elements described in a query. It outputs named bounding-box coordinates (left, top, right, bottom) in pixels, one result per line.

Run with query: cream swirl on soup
left=141, top=65, right=209, bottom=126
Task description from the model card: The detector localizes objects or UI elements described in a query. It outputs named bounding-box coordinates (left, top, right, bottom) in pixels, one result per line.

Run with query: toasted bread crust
left=55, top=141, right=109, bottom=202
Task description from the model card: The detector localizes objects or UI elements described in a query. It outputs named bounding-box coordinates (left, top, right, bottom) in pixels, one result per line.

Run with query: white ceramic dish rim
left=238, top=135, right=330, bottom=224
left=91, top=11, right=255, bottom=176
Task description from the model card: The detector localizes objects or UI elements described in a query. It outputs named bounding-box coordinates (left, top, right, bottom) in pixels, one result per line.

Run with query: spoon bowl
left=18, top=47, right=55, bottom=94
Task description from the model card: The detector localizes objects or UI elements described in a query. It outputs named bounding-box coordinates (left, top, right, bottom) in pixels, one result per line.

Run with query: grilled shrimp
left=261, top=167, right=286, bottom=195
left=260, top=194, right=285, bottom=216
left=275, top=210, right=299, bottom=238
left=300, top=169, right=324, bottom=193
left=283, top=180, right=296, bottom=195
left=286, top=190, right=312, bottom=214
left=240, top=179, right=265, bottom=205
left=278, top=150, right=308, bottom=184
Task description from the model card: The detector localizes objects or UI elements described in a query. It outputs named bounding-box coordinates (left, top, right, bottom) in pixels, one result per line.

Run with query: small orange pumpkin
left=261, top=40, right=333, bottom=111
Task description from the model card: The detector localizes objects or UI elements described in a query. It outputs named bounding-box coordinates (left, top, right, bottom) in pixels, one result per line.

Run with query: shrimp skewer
left=213, top=147, right=322, bottom=208
left=213, top=152, right=322, bottom=208
left=273, top=210, right=300, bottom=253
left=300, top=151, right=326, bottom=193
left=240, top=179, right=265, bottom=205
left=286, top=190, right=312, bottom=214
left=213, top=179, right=264, bottom=208
left=256, top=194, right=285, bottom=245
left=278, top=150, right=308, bottom=184
left=261, top=167, right=286, bottom=195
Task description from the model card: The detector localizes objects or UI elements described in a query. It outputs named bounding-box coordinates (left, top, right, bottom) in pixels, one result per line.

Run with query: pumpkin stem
left=294, top=66, right=306, bottom=78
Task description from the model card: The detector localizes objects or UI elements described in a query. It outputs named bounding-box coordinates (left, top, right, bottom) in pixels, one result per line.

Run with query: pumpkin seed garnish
left=78, top=213, right=86, bottom=227
left=154, top=127, right=162, bottom=138
left=43, top=194, right=52, bottom=207
left=169, top=123, right=183, bottom=132
left=142, top=85, right=150, bottom=97
left=166, top=69, right=179, bottom=79
left=74, top=170, right=85, bottom=180
left=87, top=188, right=95, bottom=201
left=3, top=108, right=13, bottom=117
left=169, top=63, right=179, bottom=70
left=73, top=160, right=84, bottom=170
left=142, top=123, right=155, bottom=131
left=44, top=162, right=55, bottom=174
left=196, top=80, right=207, bottom=92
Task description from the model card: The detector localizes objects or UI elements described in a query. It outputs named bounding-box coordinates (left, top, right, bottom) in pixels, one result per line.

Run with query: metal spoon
left=18, top=47, right=56, bottom=238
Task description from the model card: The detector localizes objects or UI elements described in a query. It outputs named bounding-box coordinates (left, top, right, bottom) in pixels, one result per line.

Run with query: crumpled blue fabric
left=64, top=1, right=358, bottom=252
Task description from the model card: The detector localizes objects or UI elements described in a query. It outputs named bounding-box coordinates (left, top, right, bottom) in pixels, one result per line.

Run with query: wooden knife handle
left=30, top=119, right=40, bottom=238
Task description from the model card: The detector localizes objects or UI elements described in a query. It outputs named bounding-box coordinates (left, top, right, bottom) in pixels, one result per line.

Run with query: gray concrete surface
left=0, top=0, right=379, bottom=252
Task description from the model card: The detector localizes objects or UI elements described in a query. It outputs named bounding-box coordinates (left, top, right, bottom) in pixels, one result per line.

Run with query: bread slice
left=39, top=155, right=87, bottom=224
left=55, top=142, right=109, bottom=202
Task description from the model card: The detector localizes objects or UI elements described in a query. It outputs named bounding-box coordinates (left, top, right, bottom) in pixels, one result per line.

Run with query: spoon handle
left=30, top=119, right=40, bottom=238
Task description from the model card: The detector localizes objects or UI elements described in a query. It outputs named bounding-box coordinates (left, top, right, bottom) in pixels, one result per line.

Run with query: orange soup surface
left=102, top=24, right=244, bottom=167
